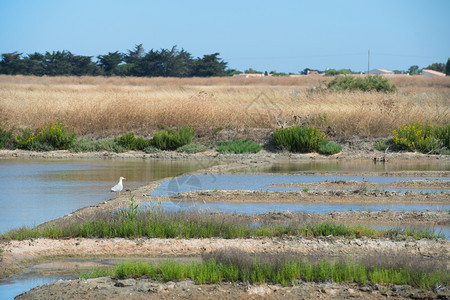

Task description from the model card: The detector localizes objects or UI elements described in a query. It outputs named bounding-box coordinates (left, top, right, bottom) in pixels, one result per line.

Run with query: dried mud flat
left=1, top=151, right=449, bottom=299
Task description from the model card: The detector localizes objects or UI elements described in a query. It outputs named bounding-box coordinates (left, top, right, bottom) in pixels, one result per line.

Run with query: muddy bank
left=15, top=277, right=448, bottom=300
left=1, top=148, right=450, bottom=162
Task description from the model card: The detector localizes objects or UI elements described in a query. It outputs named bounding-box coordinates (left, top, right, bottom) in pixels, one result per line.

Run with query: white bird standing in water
left=111, top=177, right=126, bottom=197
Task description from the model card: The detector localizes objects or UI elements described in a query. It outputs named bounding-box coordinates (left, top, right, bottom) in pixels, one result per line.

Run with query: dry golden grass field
left=0, top=75, right=449, bottom=140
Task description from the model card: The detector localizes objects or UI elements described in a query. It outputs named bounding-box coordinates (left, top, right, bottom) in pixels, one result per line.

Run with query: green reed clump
left=325, top=75, right=397, bottom=93
left=273, top=125, right=328, bottom=153
left=216, top=139, right=261, bottom=154
left=80, top=256, right=448, bottom=290
left=392, top=122, right=449, bottom=153
left=177, top=143, right=208, bottom=153
left=15, top=121, right=77, bottom=151
left=150, top=126, right=194, bottom=150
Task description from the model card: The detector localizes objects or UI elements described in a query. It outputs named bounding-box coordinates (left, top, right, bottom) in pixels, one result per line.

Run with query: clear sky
left=1, top=0, right=449, bottom=73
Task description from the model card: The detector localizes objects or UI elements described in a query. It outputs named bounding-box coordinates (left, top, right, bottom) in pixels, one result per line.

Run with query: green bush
left=318, top=141, right=342, bottom=155
left=0, top=126, right=13, bottom=149
left=392, top=122, right=449, bottom=153
left=273, top=125, right=327, bottom=153
left=325, top=75, right=397, bottom=93
left=15, top=121, right=77, bottom=151
left=150, top=126, right=194, bottom=150
left=115, top=132, right=150, bottom=150
left=216, top=139, right=261, bottom=154
left=177, top=143, right=208, bottom=153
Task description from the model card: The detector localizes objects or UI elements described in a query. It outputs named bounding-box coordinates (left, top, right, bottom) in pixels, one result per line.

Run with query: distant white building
left=420, top=69, right=446, bottom=77
left=232, top=73, right=264, bottom=78
left=366, top=68, right=394, bottom=75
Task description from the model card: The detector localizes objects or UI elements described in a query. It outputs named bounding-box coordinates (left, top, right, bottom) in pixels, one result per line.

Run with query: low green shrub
left=70, top=138, right=127, bottom=153
left=216, top=139, right=261, bottom=154
left=177, top=143, right=208, bottom=153
left=392, top=122, right=449, bottom=153
left=115, top=132, right=150, bottom=150
left=150, top=126, right=194, bottom=150
left=143, top=145, right=161, bottom=153
left=374, top=139, right=388, bottom=151
left=0, top=126, right=13, bottom=149
left=325, top=75, right=397, bottom=93
left=273, top=125, right=327, bottom=153
left=15, top=121, right=77, bottom=151
left=318, top=141, right=341, bottom=155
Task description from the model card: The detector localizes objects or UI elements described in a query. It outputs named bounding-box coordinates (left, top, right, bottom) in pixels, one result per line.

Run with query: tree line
left=0, top=44, right=233, bottom=77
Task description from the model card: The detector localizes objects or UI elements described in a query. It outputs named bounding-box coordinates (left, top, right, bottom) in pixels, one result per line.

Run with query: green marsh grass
left=1, top=203, right=443, bottom=241
left=79, top=253, right=448, bottom=290
left=177, top=143, right=208, bottom=153
left=216, top=139, right=261, bottom=154
left=0, top=195, right=443, bottom=241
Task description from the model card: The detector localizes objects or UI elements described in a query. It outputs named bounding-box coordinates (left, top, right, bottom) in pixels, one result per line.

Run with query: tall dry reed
left=0, top=75, right=448, bottom=140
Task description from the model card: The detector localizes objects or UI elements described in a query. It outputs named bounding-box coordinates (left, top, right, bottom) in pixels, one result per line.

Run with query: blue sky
left=1, top=0, right=449, bottom=73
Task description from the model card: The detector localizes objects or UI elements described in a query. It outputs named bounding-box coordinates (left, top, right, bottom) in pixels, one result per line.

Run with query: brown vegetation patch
left=1, top=75, right=449, bottom=140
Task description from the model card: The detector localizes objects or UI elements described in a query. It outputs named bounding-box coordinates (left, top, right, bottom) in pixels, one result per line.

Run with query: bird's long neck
left=119, top=178, right=123, bottom=184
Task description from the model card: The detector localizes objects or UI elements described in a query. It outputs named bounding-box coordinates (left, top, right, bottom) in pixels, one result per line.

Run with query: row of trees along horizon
left=1, top=44, right=449, bottom=77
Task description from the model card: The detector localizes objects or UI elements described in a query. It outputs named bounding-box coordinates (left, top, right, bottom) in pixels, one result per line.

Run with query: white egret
left=111, top=177, right=126, bottom=197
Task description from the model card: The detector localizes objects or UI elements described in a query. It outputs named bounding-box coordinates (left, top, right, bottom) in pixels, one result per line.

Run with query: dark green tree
left=425, top=62, right=445, bottom=73
left=408, top=65, right=420, bottom=75
left=24, top=52, right=46, bottom=76
left=191, top=53, right=227, bottom=77
left=124, top=44, right=145, bottom=64
left=0, top=52, right=26, bottom=74
left=97, top=51, right=123, bottom=75
left=446, top=58, right=450, bottom=76
left=43, top=50, right=73, bottom=76
left=70, top=55, right=100, bottom=76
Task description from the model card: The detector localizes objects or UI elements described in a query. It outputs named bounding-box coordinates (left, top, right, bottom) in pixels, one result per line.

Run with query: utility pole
left=367, top=50, right=370, bottom=76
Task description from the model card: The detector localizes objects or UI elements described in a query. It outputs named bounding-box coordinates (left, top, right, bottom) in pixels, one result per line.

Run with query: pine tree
left=445, top=58, right=450, bottom=76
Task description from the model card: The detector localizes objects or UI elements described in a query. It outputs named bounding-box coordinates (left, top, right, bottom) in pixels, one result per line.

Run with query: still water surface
left=0, top=158, right=218, bottom=233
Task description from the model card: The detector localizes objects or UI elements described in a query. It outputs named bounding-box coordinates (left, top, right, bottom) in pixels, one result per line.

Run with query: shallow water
left=0, top=276, right=74, bottom=300
left=0, top=158, right=218, bottom=233
left=147, top=200, right=450, bottom=214
left=150, top=174, right=450, bottom=196
left=255, top=159, right=450, bottom=173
